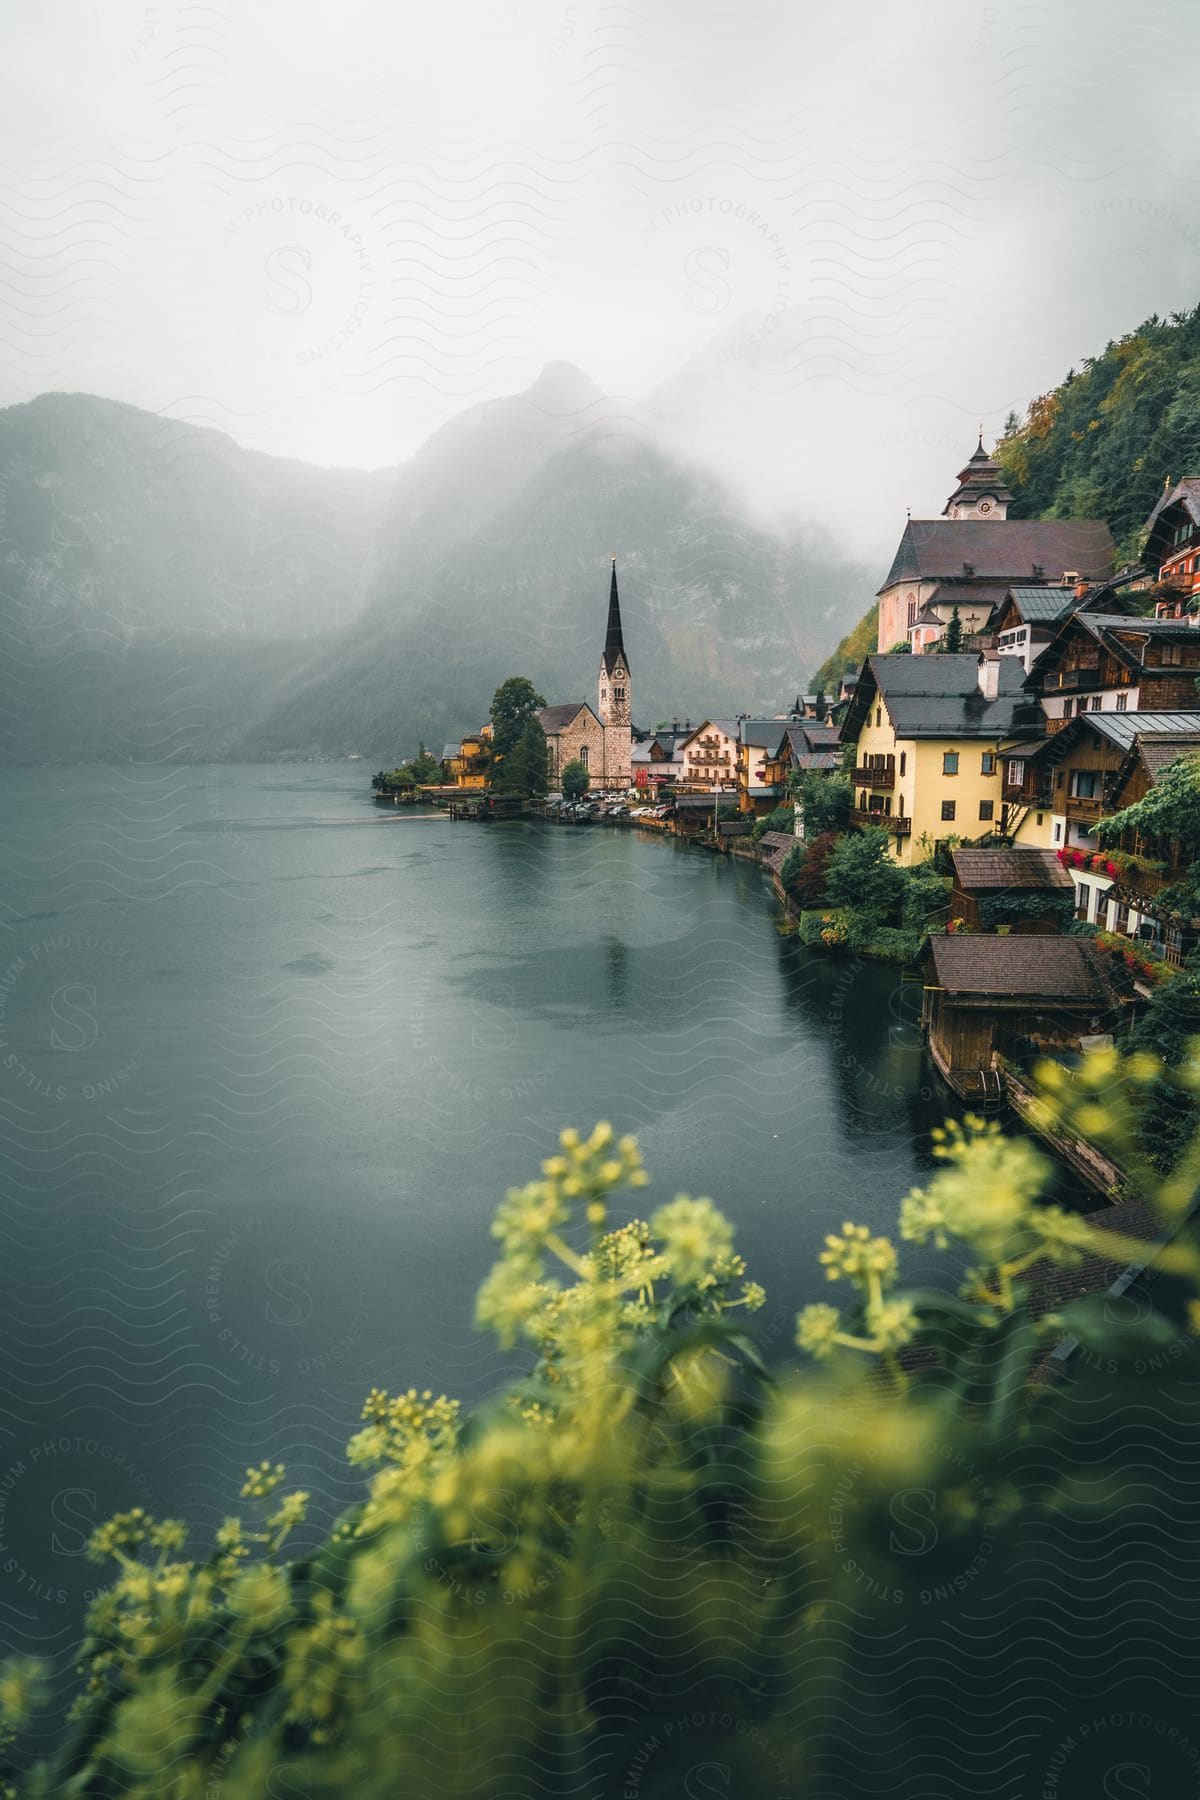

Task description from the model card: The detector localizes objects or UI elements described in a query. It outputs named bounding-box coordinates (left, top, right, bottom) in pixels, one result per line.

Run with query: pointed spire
left=603, top=555, right=628, bottom=674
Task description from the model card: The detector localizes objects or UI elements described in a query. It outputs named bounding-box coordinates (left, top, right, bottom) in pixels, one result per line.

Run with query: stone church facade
left=537, top=560, right=633, bottom=790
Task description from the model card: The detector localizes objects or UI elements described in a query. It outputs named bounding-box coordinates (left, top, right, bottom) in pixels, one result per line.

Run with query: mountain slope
left=0, top=375, right=870, bottom=764
left=996, top=305, right=1200, bottom=556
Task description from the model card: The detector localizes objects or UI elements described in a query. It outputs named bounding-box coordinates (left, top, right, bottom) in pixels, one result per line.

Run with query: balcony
left=850, top=808, right=911, bottom=835
left=852, top=764, right=895, bottom=787
left=1064, top=794, right=1103, bottom=823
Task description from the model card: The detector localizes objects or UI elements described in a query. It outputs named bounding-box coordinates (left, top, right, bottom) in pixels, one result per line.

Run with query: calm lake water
left=0, top=764, right=977, bottom=1716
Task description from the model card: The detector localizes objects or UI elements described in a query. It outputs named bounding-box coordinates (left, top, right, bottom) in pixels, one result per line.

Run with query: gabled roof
left=739, top=718, right=790, bottom=750
left=759, top=830, right=798, bottom=876
left=951, top=847, right=1075, bottom=892
left=880, top=519, right=1115, bottom=593
left=1000, top=585, right=1086, bottom=625
left=842, top=654, right=1045, bottom=742
left=537, top=701, right=594, bottom=734
left=928, top=935, right=1111, bottom=1000
left=1023, top=710, right=1200, bottom=764
left=1027, top=610, right=1200, bottom=683
left=678, top=718, right=740, bottom=748
left=1143, top=477, right=1200, bottom=544
left=440, top=742, right=460, bottom=762
left=1107, top=730, right=1200, bottom=808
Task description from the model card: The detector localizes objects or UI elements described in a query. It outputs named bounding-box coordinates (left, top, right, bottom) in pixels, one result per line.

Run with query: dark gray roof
left=880, top=519, right=1115, bottom=593
left=537, top=702, right=592, bottom=733
left=739, top=718, right=789, bottom=749
left=928, top=935, right=1108, bottom=999
left=951, top=847, right=1075, bottom=892
left=440, top=742, right=460, bottom=762
left=848, top=654, right=1044, bottom=741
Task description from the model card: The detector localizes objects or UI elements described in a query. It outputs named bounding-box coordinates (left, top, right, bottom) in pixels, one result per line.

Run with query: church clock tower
left=598, top=557, right=632, bottom=786
left=941, top=432, right=1015, bottom=520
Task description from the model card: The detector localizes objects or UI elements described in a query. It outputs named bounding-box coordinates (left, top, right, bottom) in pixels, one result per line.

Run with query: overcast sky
left=4, top=0, right=1200, bottom=560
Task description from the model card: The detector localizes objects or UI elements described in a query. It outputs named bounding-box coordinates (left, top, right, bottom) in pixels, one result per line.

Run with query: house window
left=942, top=751, right=959, bottom=775
left=1007, top=758, right=1025, bottom=786
left=1036, top=812, right=1044, bottom=825
left=979, top=799, right=994, bottom=822
left=1053, top=821, right=1062, bottom=843
left=1071, top=769, right=1100, bottom=798
left=899, top=752, right=906, bottom=776
left=1162, top=644, right=1182, bottom=666
left=941, top=800, right=956, bottom=822
left=875, top=706, right=882, bottom=727
left=1116, top=693, right=1128, bottom=711
left=980, top=751, right=995, bottom=775
left=1090, top=695, right=1102, bottom=710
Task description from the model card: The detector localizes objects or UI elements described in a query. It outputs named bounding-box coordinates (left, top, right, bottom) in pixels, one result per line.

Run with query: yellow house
left=839, top=653, right=1045, bottom=865
left=737, top=719, right=790, bottom=815
left=440, top=725, right=492, bottom=787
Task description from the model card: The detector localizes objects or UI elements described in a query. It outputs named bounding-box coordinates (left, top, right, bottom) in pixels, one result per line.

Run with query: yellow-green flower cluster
left=283, top=1593, right=365, bottom=1743
left=796, top=1220, right=916, bottom=1365
left=900, top=1117, right=1051, bottom=1271
left=347, top=1387, right=460, bottom=1472
left=651, top=1196, right=735, bottom=1287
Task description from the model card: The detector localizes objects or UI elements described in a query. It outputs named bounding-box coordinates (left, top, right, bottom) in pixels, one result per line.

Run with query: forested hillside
left=809, top=304, right=1200, bottom=686
left=996, top=305, right=1200, bottom=557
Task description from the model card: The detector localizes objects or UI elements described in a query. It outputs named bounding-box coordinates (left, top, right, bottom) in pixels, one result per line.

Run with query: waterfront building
left=537, top=559, right=633, bottom=790
left=948, top=847, right=1075, bottom=935
left=921, top=935, right=1131, bottom=1101
left=839, top=652, right=1043, bottom=865
left=874, top=438, right=1115, bottom=654
left=631, top=727, right=690, bottom=791
left=676, top=718, right=741, bottom=792
left=736, top=719, right=791, bottom=815
left=439, top=726, right=491, bottom=786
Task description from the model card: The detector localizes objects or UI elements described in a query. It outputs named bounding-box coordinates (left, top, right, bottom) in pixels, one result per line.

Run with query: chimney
left=1075, top=580, right=1089, bottom=601
left=978, top=653, right=999, bottom=701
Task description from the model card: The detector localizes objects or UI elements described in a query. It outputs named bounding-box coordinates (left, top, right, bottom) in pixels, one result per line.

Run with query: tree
left=941, top=606, right=964, bottom=654
left=1130, top=969, right=1200, bottom=1170
left=886, top=640, right=913, bottom=654
left=490, top=676, right=547, bottom=763
left=1099, top=752, right=1200, bottom=852
left=813, top=686, right=827, bottom=721
left=824, top=827, right=907, bottom=921
left=561, top=758, right=590, bottom=801
left=788, top=768, right=851, bottom=838
left=494, top=716, right=549, bottom=797
left=408, top=742, right=441, bottom=785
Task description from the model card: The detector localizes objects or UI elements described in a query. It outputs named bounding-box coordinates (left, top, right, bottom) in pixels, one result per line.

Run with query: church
left=875, top=437, right=1115, bottom=653
left=536, top=559, right=633, bottom=791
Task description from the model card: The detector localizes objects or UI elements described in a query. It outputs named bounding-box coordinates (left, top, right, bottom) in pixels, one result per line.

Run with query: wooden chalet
left=1026, top=610, right=1200, bottom=730
left=922, top=936, right=1132, bottom=1101
left=1143, top=476, right=1200, bottom=611
left=992, top=578, right=1137, bottom=674
left=949, top=847, right=1075, bottom=934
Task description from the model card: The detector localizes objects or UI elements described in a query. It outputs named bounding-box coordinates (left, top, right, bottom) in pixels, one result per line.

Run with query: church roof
left=601, top=558, right=629, bottom=676
left=880, top=519, right=1115, bottom=593
left=537, top=702, right=593, bottom=734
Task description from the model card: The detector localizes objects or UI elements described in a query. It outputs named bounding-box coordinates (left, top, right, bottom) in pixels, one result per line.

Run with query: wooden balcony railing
left=1065, top=795, right=1103, bottom=822
left=850, top=808, right=911, bottom=835
left=852, top=764, right=895, bottom=787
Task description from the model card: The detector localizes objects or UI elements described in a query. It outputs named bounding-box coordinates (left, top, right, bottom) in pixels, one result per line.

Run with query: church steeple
left=598, top=557, right=631, bottom=735
left=602, top=556, right=628, bottom=675
left=941, top=433, right=1014, bottom=520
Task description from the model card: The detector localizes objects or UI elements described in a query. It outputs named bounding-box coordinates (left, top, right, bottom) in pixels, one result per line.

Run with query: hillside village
left=385, top=438, right=1200, bottom=1122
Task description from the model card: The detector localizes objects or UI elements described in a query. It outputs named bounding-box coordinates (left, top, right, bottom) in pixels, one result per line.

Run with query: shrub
left=825, top=827, right=907, bottom=920
left=751, top=803, right=795, bottom=842
left=787, top=830, right=840, bottom=906
left=7, top=1090, right=1200, bottom=1797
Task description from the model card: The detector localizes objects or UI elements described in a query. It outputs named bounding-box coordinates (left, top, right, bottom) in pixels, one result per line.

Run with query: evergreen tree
left=941, top=607, right=964, bottom=654
left=494, top=717, right=550, bottom=797
left=813, top=686, right=827, bottom=721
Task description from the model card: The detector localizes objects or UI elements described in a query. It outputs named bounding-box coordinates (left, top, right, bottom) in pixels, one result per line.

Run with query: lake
left=0, top=763, right=974, bottom=1714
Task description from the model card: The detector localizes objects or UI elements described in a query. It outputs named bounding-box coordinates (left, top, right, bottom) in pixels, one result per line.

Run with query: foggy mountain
left=0, top=366, right=871, bottom=765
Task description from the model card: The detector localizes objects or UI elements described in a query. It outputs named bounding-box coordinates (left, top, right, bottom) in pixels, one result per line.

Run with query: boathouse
left=922, top=935, right=1131, bottom=1099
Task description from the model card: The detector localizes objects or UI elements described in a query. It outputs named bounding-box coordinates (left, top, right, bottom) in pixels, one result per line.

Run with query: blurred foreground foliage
left=5, top=1064, right=1200, bottom=1799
